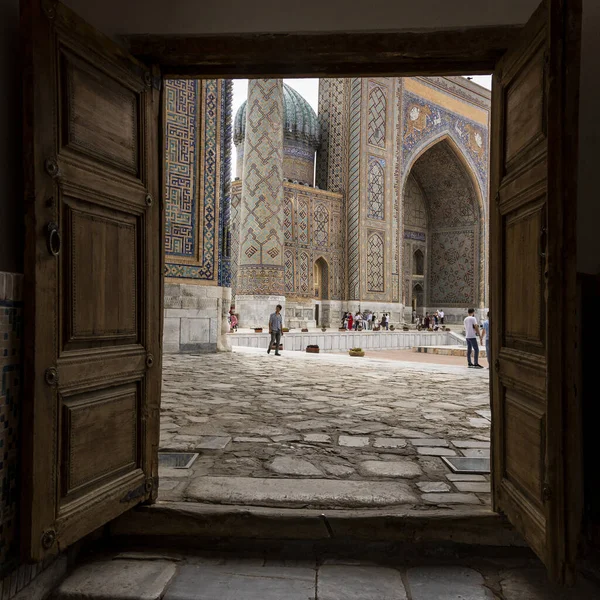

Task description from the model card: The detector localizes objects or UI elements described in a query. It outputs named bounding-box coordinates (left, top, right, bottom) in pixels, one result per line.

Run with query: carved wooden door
left=490, top=0, right=581, bottom=583
left=21, top=0, right=162, bottom=560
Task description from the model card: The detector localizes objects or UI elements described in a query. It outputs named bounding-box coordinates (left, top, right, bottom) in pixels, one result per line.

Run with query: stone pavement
left=159, top=347, right=492, bottom=510
left=52, top=550, right=600, bottom=600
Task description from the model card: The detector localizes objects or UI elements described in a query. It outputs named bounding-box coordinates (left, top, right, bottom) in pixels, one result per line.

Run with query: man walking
left=267, top=304, right=284, bottom=356
left=464, top=308, right=483, bottom=368
left=480, top=311, right=491, bottom=369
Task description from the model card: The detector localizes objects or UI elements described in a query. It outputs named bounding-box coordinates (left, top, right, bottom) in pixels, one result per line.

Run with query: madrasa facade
left=163, top=77, right=490, bottom=353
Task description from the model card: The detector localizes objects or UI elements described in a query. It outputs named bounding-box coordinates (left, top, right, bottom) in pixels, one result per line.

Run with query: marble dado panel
left=163, top=283, right=232, bottom=353
left=164, top=79, right=232, bottom=282
left=229, top=330, right=456, bottom=352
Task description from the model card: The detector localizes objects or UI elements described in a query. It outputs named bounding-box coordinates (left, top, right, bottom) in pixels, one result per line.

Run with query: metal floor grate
left=158, top=452, right=199, bottom=469
left=441, top=456, right=490, bottom=474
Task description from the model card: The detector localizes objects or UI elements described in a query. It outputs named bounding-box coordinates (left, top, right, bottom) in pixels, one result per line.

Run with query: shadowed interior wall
left=0, top=0, right=23, bottom=273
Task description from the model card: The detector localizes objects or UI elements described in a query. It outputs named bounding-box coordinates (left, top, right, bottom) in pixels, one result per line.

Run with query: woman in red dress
left=347, top=312, right=353, bottom=331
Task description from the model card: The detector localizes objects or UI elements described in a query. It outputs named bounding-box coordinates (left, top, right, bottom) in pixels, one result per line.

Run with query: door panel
left=490, top=0, right=582, bottom=583
left=22, top=0, right=162, bottom=561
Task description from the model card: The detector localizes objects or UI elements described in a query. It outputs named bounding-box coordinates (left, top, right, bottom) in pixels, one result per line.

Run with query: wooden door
left=21, top=0, right=163, bottom=561
left=490, top=0, right=582, bottom=583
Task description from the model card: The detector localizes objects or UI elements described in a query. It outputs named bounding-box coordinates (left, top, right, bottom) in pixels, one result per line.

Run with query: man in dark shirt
left=267, top=304, right=284, bottom=356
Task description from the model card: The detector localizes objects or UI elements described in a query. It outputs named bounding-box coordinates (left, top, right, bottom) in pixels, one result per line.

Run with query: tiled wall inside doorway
left=0, top=272, right=22, bottom=577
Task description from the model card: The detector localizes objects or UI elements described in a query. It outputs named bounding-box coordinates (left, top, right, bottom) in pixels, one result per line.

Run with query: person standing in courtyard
left=267, top=304, right=284, bottom=356
left=439, top=309, right=445, bottom=325
left=480, top=311, right=491, bottom=369
left=464, top=308, right=483, bottom=368
left=381, top=313, right=389, bottom=330
left=347, top=311, right=353, bottom=331
left=354, top=312, right=362, bottom=331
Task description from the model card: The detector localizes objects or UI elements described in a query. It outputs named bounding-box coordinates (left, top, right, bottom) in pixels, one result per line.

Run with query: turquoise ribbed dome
left=234, top=83, right=319, bottom=148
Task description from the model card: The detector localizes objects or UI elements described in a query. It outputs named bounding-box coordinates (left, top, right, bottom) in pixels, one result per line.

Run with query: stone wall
left=163, top=284, right=232, bottom=353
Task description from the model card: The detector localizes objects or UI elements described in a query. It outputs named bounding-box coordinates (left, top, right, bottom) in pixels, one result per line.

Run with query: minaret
left=235, top=79, right=285, bottom=328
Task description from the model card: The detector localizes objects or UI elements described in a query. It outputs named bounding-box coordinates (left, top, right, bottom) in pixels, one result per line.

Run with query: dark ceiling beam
left=122, top=25, right=522, bottom=78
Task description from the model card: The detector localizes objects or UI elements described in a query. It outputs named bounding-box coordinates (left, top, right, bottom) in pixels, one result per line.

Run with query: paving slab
left=185, top=477, right=417, bottom=508
left=304, top=433, right=331, bottom=443
left=164, top=563, right=315, bottom=600
left=317, top=565, right=407, bottom=600
left=451, top=440, right=490, bottom=449
left=411, top=439, right=450, bottom=447
left=358, top=460, right=422, bottom=478
left=446, top=474, right=487, bottom=482
left=407, top=566, right=492, bottom=600
left=416, top=481, right=451, bottom=493
left=54, top=559, right=177, bottom=600
left=454, top=482, right=491, bottom=493
left=338, top=435, right=370, bottom=447
left=422, top=493, right=481, bottom=505
left=322, top=463, right=355, bottom=477
left=468, top=418, right=490, bottom=428
left=268, top=456, right=322, bottom=476
left=373, top=438, right=407, bottom=449
left=416, top=447, right=457, bottom=456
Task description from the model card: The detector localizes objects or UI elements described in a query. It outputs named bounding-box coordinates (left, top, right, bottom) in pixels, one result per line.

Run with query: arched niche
left=314, top=256, right=329, bottom=300
left=402, top=137, right=483, bottom=311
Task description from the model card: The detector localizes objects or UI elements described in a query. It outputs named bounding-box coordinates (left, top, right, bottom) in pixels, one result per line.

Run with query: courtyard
left=158, top=348, right=491, bottom=511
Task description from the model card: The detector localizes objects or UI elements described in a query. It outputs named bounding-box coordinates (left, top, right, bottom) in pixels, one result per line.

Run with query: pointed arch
left=402, top=135, right=483, bottom=308
left=314, top=256, right=330, bottom=300
left=401, top=132, right=485, bottom=223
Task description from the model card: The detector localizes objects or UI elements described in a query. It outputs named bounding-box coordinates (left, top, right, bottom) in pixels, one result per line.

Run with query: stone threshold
left=109, top=501, right=525, bottom=549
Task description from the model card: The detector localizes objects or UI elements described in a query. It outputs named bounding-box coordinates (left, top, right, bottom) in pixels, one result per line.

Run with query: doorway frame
left=121, top=18, right=579, bottom=525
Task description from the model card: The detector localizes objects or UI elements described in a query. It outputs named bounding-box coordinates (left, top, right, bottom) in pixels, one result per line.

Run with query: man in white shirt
left=439, top=309, right=445, bottom=325
left=464, top=308, right=483, bottom=369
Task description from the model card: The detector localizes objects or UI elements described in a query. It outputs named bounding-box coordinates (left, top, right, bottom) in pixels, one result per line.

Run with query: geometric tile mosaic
left=367, top=156, right=385, bottom=220
left=367, top=232, right=385, bottom=293
left=237, top=79, right=285, bottom=295
left=0, top=273, right=22, bottom=578
left=367, top=82, right=387, bottom=148
left=346, top=77, right=363, bottom=300
left=314, top=204, right=329, bottom=248
left=164, top=79, right=232, bottom=282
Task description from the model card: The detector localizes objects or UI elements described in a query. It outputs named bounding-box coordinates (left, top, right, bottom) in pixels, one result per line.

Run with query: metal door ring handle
left=46, top=223, right=61, bottom=256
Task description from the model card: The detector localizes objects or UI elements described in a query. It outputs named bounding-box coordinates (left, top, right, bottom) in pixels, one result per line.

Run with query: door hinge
left=120, top=479, right=153, bottom=503
left=44, top=367, right=59, bottom=386
left=41, top=528, right=57, bottom=550
left=542, top=484, right=552, bottom=503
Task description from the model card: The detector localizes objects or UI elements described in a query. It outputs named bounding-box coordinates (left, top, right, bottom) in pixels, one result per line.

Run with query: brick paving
left=159, top=347, right=492, bottom=509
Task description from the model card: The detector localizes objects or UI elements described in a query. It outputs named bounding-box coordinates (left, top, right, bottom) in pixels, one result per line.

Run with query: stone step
left=413, top=345, right=488, bottom=358
left=108, top=501, right=524, bottom=549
